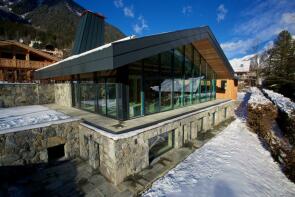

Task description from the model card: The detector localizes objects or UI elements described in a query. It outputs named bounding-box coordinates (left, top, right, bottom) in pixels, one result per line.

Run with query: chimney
left=72, top=10, right=105, bottom=55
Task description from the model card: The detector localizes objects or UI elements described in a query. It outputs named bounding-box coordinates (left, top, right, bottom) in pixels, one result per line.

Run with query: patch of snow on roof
left=263, top=89, right=295, bottom=115
left=36, top=35, right=136, bottom=71
left=230, top=54, right=255, bottom=73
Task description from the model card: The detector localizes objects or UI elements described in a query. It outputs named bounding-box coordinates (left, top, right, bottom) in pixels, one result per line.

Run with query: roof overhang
left=35, top=26, right=235, bottom=79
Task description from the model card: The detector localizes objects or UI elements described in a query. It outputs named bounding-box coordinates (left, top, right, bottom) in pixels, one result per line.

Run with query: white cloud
left=123, top=5, right=134, bottom=18
left=217, top=4, right=228, bottom=22
left=133, top=16, right=148, bottom=34
left=182, top=5, right=192, bottom=16
left=223, top=0, right=295, bottom=58
left=114, top=0, right=123, bottom=8
left=221, top=39, right=255, bottom=57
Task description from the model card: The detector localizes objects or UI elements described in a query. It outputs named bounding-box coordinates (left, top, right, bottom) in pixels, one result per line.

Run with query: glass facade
left=72, top=43, right=216, bottom=120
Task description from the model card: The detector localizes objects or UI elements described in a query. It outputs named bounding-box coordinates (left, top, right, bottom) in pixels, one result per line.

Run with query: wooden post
left=0, top=69, right=3, bottom=81
left=11, top=46, right=16, bottom=68
left=26, top=70, right=31, bottom=82
left=14, top=70, right=18, bottom=82
left=25, top=50, right=30, bottom=61
left=26, top=50, right=30, bottom=69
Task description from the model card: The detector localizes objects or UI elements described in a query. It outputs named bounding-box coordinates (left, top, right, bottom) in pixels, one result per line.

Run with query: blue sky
left=74, top=0, right=295, bottom=60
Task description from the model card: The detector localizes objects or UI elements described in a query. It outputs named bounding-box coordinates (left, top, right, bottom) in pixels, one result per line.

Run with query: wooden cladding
left=0, top=58, right=52, bottom=69
left=193, top=39, right=232, bottom=79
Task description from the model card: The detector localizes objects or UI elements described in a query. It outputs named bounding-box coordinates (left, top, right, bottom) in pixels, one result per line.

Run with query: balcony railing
left=0, top=58, right=52, bottom=69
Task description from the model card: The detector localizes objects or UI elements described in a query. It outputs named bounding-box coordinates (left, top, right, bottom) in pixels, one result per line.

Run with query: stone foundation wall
left=0, top=98, right=235, bottom=185
left=79, top=125, right=118, bottom=182
left=0, top=83, right=55, bottom=107
left=0, top=121, right=80, bottom=166
left=79, top=101, right=235, bottom=185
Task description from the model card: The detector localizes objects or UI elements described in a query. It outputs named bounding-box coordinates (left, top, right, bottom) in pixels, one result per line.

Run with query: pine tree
left=263, top=30, right=295, bottom=99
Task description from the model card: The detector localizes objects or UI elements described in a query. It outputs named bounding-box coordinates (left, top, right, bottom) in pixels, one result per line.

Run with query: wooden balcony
left=0, top=58, right=52, bottom=69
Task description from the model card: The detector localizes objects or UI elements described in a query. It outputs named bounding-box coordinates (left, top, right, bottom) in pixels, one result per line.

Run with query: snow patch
left=263, top=89, right=295, bottom=115
left=248, top=87, right=272, bottom=107
left=0, top=105, right=78, bottom=134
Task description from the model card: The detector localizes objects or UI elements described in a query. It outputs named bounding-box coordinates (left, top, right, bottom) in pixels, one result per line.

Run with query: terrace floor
left=45, top=99, right=231, bottom=134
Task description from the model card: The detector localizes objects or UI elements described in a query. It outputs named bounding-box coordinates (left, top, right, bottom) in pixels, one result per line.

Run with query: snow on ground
left=0, top=105, right=75, bottom=134
left=248, top=87, right=272, bottom=107
left=263, top=89, right=295, bottom=115
left=237, top=92, right=246, bottom=102
left=143, top=92, right=295, bottom=197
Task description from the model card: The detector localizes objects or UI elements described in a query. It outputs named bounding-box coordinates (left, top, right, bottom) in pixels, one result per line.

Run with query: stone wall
left=0, top=121, right=80, bottom=166
left=79, top=101, right=235, bottom=185
left=0, top=83, right=55, bottom=107
left=79, top=125, right=118, bottom=182
left=0, top=97, right=235, bottom=185
left=54, top=83, right=73, bottom=107
left=0, top=83, right=73, bottom=108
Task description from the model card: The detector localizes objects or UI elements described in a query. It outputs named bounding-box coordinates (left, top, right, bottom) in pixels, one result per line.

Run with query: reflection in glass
left=145, top=79, right=160, bottom=114
left=129, top=75, right=142, bottom=118
left=106, top=83, right=117, bottom=118
left=160, top=78, right=172, bottom=111
left=80, top=83, right=96, bottom=112
left=149, top=131, right=174, bottom=162
left=73, top=44, right=217, bottom=120
left=98, top=83, right=106, bottom=115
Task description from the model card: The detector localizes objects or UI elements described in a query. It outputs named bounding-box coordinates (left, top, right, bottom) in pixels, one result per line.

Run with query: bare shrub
left=247, top=103, right=277, bottom=137
left=284, top=149, right=295, bottom=182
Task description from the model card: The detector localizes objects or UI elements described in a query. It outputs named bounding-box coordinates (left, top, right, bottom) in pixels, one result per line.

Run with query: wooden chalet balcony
left=0, top=58, right=52, bottom=69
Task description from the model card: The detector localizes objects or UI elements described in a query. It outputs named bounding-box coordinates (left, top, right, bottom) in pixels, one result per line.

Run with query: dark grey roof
left=72, top=11, right=105, bottom=55
left=35, top=26, right=234, bottom=79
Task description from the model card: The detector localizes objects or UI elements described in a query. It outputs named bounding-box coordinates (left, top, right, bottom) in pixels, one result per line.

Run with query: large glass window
left=184, top=44, right=193, bottom=106
left=173, top=47, right=184, bottom=108
left=160, top=51, right=173, bottom=111
left=98, top=81, right=106, bottom=115
left=200, top=58, right=207, bottom=102
left=192, top=49, right=201, bottom=103
left=129, top=61, right=143, bottom=118
left=79, top=83, right=96, bottom=112
left=144, top=55, right=160, bottom=114
left=72, top=43, right=217, bottom=120
left=106, top=79, right=117, bottom=118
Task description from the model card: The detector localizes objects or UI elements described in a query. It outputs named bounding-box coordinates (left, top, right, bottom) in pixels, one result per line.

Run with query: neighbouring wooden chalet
left=0, top=40, right=59, bottom=82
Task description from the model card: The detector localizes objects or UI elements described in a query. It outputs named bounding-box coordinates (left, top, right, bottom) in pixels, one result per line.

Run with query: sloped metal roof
left=71, top=11, right=105, bottom=55
left=35, top=26, right=235, bottom=79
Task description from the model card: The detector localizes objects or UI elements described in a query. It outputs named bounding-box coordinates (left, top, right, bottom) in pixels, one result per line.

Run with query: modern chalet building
left=34, top=11, right=238, bottom=184
left=0, top=40, right=59, bottom=82
left=35, top=11, right=237, bottom=121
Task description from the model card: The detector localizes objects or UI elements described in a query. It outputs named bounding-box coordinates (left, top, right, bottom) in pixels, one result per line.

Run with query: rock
left=1, top=154, right=20, bottom=165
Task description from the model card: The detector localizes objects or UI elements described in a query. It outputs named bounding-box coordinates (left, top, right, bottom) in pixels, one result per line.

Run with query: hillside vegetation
left=0, top=0, right=125, bottom=52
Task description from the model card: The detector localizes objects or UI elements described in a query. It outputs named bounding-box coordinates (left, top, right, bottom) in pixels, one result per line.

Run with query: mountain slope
left=0, top=0, right=125, bottom=52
